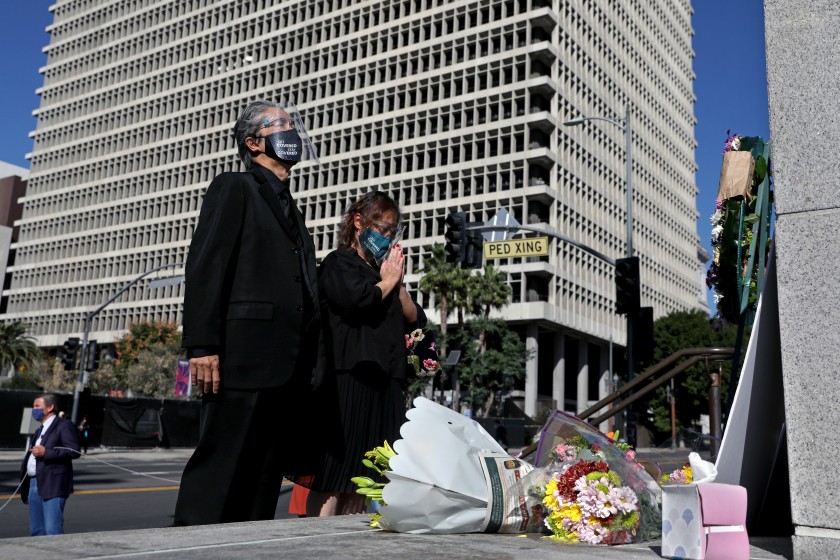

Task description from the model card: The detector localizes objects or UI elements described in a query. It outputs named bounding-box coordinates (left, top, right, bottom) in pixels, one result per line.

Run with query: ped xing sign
left=483, top=236, right=549, bottom=259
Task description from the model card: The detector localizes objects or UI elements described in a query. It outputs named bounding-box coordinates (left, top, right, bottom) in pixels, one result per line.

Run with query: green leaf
left=754, top=155, right=767, bottom=179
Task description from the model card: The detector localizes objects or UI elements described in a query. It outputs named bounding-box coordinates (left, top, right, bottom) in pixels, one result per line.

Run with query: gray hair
left=233, top=100, right=279, bottom=169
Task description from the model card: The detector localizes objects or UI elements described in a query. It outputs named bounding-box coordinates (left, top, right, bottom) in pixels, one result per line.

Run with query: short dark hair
left=38, top=393, right=58, bottom=411
left=233, top=100, right=277, bottom=169
left=336, top=191, right=401, bottom=249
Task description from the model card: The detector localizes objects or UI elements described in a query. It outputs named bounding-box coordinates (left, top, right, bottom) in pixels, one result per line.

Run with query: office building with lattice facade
left=4, top=0, right=707, bottom=417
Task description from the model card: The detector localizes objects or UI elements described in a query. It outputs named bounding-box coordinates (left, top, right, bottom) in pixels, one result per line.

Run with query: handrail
left=581, top=347, right=734, bottom=425
left=516, top=347, right=735, bottom=461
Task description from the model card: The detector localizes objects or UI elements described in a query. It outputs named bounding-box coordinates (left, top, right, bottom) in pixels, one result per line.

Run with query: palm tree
left=450, top=266, right=472, bottom=330
left=0, top=322, right=42, bottom=376
left=469, top=265, right=512, bottom=318
left=466, top=266, right=513, bottom=355
left=418, top=244, right=461, bottom=356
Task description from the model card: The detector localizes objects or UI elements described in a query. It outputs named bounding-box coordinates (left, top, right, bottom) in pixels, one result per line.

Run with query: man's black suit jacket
left=19, top=416, right=81, bottom=503
left=181, top=167, right=320, bottom=389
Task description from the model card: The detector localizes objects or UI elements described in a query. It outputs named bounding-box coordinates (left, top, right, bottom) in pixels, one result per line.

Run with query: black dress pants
left=173, top=386, right=287, bottom=525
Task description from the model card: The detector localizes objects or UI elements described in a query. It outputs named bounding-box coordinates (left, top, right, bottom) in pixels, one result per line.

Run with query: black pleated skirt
left=311, top=363, right=407, bottom=494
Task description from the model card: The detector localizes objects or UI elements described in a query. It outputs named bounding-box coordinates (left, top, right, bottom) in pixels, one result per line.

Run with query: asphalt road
left=0, top=449, right=298, bottom=539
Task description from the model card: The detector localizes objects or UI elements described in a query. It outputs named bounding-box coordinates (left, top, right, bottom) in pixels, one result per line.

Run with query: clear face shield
left=257, top=101, right=320, bottom=165
left=362, top=218, right=406, bottom=267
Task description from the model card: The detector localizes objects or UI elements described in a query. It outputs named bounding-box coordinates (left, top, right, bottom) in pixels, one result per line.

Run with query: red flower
left=556, top=460, right=609, bottom=501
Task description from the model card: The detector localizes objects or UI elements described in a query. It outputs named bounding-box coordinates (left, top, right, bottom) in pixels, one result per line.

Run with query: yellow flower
left=684, top=466, right=693, bottom=484
left=543, top=479, right=559, bottom=510
left=546, top=531, right=580, bottom=544
left=558, top=503, right=582, bottom=523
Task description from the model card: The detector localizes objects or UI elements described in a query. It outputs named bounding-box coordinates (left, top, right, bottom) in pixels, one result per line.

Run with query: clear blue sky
left=1, top=2, right=768, bottom=312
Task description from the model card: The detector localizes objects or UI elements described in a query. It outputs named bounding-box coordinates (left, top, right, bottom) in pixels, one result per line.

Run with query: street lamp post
left=564, top=106, right=634, bottom=434
left=70, top=262, right=185, bottom=423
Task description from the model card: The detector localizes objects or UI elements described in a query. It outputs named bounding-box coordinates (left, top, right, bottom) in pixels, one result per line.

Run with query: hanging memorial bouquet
left=404, top=328, right=442, bottom=399
left=405, top=328, right=441, bottom=378
left=706, top=130, right=773, bottom=325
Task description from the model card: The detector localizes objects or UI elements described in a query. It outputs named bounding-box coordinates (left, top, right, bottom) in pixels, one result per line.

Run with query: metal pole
left=708, top=361, right=722, bottom=460
left=625, top=105, right=633, bottom=261
left=70, top=318, right=91, bottom=424
left=69, top=262, right=185, bottom=424
left=624, top=106, right=636, bottom=444
left=670, top=378, right=677, bottom=449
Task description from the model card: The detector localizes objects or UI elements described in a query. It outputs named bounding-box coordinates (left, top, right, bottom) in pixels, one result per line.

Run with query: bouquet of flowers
left=404, top=328, right=442, bottom=400
left=522, top=411, right=662, bottom=545
left=351, top=441, right=395, bottom=528
left=359, top=398, right=661, bottom=546
left=707, top=130, right=773, bottom=325
left=405, top=328, right=441, bottom=378
left=660, top=462, right=693, bottom=485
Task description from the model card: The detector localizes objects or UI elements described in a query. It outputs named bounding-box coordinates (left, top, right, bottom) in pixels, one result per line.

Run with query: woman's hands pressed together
left=378, top=245, right=405, bottom=298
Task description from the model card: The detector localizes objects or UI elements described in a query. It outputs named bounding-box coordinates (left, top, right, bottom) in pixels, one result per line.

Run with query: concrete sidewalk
left=0, top=447, right=791, bottom=559
left=0, top=514, right=792, bottom=560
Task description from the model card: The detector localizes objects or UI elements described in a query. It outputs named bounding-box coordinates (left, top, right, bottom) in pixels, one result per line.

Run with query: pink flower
left=553, top=443, right=577, bottom=462
left=624, top=450, right=636, bottom=461
left=429, top=342, right=436, bottom=351
left=577, top=521, right=606, bottom=544
left=422, top=359, right=438, bottom=371
left=609, top=486, right=638, bottom=514
left=405, top=334, right=413, bottom=349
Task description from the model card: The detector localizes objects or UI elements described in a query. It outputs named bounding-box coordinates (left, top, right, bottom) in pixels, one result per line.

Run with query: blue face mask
left=32, top=409, right=45, bottom=422
left=360, top=228, right=391, bottom=263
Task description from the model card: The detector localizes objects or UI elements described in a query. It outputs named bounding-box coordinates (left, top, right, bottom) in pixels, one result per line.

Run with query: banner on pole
left=174, top=358, right=191, bottom=397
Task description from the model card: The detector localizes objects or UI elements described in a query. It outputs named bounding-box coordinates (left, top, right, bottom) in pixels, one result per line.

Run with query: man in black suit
left=20, top=394, right=81, bottom=536
left=173, top=100, right=323, bottom=526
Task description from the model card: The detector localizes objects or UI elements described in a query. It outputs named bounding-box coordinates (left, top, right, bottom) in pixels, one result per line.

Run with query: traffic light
left=463, top=224, right=484, bottom=269
left=60, top=337, right=80, bottom=371
left=85, top=340, right=101, bottom=371
left=444, top=212, right=467, bottom=264
left=615, top=256, right=640, bottom=314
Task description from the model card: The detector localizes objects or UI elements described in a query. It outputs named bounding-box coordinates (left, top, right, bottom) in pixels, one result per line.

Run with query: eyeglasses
left=260, top=117, right=296, bottom=131
left=371, top=220, right=400, bottom=237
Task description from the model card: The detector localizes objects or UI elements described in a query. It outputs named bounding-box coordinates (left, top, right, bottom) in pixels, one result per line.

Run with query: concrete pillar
left=765, top=2, right=840, bottom=555
left=576, top=339, right=588, bottom=415
left=524, top=323, right=538, bottom=418
left=552, top=332, right=565, bottom=413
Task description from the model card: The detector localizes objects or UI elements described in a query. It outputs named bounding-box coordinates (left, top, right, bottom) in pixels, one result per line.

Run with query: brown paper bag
left=717, top=151, right=755, bottom=200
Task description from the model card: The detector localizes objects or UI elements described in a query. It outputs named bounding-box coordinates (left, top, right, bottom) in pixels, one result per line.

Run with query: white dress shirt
left=26, top=415, right=56, bottom=477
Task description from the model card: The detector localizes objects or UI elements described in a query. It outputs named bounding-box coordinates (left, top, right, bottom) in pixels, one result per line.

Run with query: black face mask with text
left=262, top=129, right=303, bottom=166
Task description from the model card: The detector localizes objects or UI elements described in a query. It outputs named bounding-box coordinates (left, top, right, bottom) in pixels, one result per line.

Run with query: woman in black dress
left=307, top=191, right=425, bottom=516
